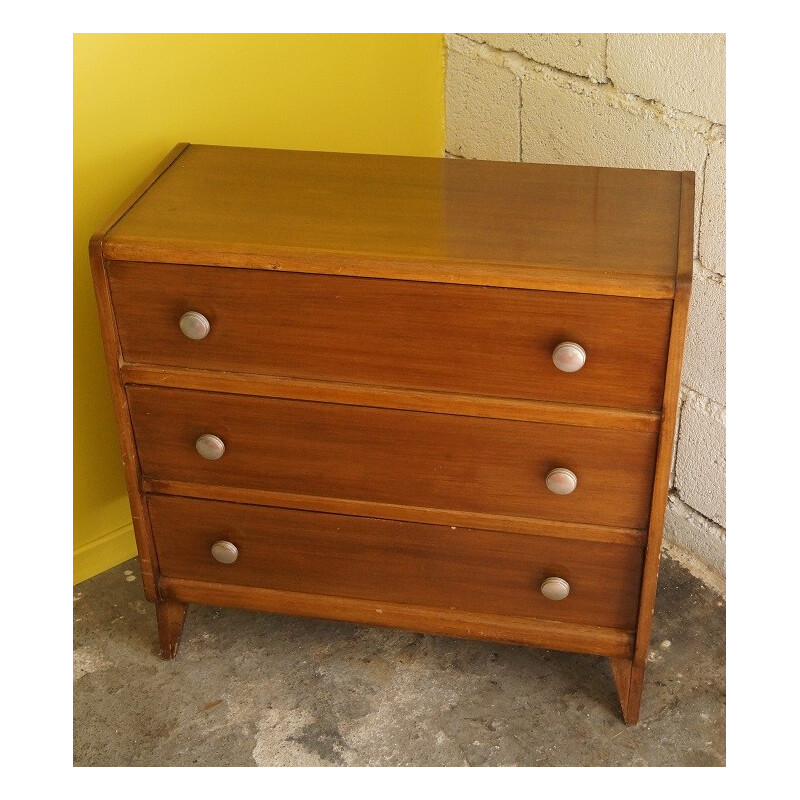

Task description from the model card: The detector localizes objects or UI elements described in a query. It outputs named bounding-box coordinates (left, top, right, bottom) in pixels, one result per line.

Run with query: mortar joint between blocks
left=449, top=34, right=725, bottom=142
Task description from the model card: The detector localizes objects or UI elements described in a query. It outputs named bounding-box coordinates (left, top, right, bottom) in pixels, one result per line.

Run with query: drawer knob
left=546, top=467, right=578, bottom=495
left=179, top=311, right=211, bottom=340
left=540, top=577, right=570, bottom=601
left=211, top=540, right=239, bottom=564
left=195, top=433, right=226, bottom=460
left=552, top=341, right=586, bottom=373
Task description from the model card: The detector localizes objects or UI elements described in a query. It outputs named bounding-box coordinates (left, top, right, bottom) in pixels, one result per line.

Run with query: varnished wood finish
left=149, top=495, right=645, bottom=629
left=610, top=656, right=632, bottom=702
left=159, top=577, right=635, bottom=659
left=103, top=145, right=682, bottom=299
left=109, top=262, right=672, bottom=411
left=141, top=479, right=646, bottom=546
left=94, top=144, right=190, bottom=237
left=610, top=657, right=646, bottom=725
left=610, top=656, right=633, bottom=722
left=632, top=172, right=696, bottom=673
left=625, top=664, right=646, bottom=726
left=605, top=173, right=694, bottom=725
left=128, top=386, right=659, bottom=529
left=155, top=598, right=188, bottom=660
left=104, top=248, right=678, bottom=299
left=121, top=365, right=660, bottom=433
left=88, top=143, right=189, bottom=602
left=90, top=143, right=695, bottom=726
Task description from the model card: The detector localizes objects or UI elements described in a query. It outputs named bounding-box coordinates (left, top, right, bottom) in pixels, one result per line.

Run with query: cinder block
left=462, top=33, right=606, bottom=81
left=607, top=34, right=725, bottom=123
left=674, top=396, right=726, bottom=526
left=664, top=494, right=726, bottom=576
left=682, top=268, right=726, bottom=405
left=522, top=76, right=706, bottom=171
left=445, top=48, right=520, bottom=161
left=700, top=140, right=725, bottom=275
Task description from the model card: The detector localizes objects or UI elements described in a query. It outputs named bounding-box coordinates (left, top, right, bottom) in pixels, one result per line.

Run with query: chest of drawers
left=90, top=143, right=692, bottom=725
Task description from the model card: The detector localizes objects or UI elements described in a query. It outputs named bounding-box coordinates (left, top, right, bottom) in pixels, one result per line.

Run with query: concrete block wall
left=445, top=33, right=726, bottom=576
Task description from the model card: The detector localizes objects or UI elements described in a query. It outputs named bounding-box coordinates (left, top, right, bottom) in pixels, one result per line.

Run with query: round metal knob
left=552, top=341, right=586, bottom=373
left=540, top=577, right=570, bottom=601
left=211, top=540, right=238, bottom=564
left=546, top=467, right=578, bottom=495
left=195, top=433, right=225, bottom=460
left=179, top=311, right=211, bottom=340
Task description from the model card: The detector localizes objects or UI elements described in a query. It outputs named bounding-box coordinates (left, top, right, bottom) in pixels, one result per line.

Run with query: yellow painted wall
left=74, top=33, right=445, bottom=584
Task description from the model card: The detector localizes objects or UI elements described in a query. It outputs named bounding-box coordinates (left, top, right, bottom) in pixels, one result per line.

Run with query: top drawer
left=108, top=261, right=672, bottom=411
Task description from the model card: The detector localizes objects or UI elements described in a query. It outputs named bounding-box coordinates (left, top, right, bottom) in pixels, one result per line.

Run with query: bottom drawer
left=148, top=495, right=644, bottom=630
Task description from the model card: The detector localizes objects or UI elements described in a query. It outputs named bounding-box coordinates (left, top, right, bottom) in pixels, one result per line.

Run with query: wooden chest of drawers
left=90, top=143, right=692, bottom=725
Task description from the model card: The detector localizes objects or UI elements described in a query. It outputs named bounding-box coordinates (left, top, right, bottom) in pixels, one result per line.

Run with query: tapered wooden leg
left=156, top=599, right=188, bottom=660
left=610, top=657, right=645, bottom=726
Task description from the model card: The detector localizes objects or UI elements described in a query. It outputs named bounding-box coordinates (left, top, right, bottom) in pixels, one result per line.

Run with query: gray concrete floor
left=73, top=551, right=725, bottom=766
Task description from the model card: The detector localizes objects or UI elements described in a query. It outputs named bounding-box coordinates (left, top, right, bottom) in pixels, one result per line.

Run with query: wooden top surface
left=102, top=143, right=686, bottom=298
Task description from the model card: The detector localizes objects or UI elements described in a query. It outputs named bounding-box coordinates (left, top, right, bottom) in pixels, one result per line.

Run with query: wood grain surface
left=633, top=171, right=697, bottom=669
left=87, top=143, right=190, bottom=602
left=122, top=365, right=660, bottom=433
left=141, top=478, right=645, bottom=546
left=109, top=262, right=673, bottom=411
left=102, top=144, right=682, bottom=298
left=128, top=386, right=659, bottom=529
left=155, top=598, right=188, bottom=660
left=159, top=575, right=635, bottom=658
left=148, top=495, right=644, bottom=630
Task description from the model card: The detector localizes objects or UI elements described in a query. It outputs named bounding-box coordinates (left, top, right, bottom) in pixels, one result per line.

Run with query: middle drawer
left=128, top=386, right=658, bottom=529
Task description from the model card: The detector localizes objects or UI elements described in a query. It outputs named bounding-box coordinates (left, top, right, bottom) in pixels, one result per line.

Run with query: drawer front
left=148, top=495, right=645, bottom=630
left=129, top=386, right=658, bottom=529
left=109, top=262, right=672, bottom=411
